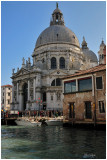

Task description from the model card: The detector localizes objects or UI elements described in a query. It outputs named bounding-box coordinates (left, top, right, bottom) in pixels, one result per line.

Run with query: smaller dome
left=82, top=49, right=98, bottom=62
left=81, top=37, right=98, bottom=62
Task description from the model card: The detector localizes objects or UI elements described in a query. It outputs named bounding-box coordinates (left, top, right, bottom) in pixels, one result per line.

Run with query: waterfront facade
left=11, top=4, right=98, bottom=112
left=62, top=63, right=106, bottom=125
left=1, top=85, right=12, bottom=111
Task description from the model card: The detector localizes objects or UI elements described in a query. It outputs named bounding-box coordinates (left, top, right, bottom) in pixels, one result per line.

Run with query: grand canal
left=1, top=125, right=106, bottom=159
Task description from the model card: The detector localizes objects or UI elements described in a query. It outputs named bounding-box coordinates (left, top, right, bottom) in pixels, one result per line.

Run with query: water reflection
left=1, top=125, right=106, bottom=159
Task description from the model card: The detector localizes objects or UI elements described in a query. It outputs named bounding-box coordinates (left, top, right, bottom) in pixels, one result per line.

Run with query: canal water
left=1, top=125, right=106, bottom=159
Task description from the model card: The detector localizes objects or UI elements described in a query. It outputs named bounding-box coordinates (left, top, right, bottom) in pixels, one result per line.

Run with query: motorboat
left=15, top=119, right=41, bottom=126
left=45, top=119, right=63, bottom=126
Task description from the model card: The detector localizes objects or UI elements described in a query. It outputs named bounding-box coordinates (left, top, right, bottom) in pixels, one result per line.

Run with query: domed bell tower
left=50, top=3, right=64, bottom=26
left=98, top=40, right=106, bottom=64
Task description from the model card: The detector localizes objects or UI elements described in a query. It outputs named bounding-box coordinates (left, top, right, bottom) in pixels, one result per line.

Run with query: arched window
left=56, top=78, right=61, bottom=86
left=56, top=14, right=58, bottom=20
left=60, top=57, right=65, bottom=69
left=51, top=57, right=57, bottom=69
left=51, top=79, right=55, bottom=86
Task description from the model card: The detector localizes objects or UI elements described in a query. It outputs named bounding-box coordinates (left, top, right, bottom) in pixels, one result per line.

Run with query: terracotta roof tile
left=62, top=64, right=106, bottom=80
left=1, top=84, right=12, bottom=88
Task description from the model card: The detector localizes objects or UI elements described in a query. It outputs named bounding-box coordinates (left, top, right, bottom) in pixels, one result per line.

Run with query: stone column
left=12, top=83, right=14, bottom=103
left=76, top=79, right=78, bottom=91
left=57, top=56, right=59, bottom=69
left=33, top=57, right=35, bottom=66
left=28, top=80, right=30, bottom=101
left=33, top=78, right=36, bottom=100
left=36, top=74, right=41, bottom=87
left=92, top=75, right=94, bottom=96
left=17, top=82, right=19, bottom=102
left=19, top=91, right=23, bottom=111
left=47, top=53, right=51, bottom=70
left=62, top=81, right=64, bottom=93
left=67, top=53, right=70, bottom=70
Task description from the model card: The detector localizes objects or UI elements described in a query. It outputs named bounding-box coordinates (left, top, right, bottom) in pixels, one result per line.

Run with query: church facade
left=11, top=4, right=99, bottom=111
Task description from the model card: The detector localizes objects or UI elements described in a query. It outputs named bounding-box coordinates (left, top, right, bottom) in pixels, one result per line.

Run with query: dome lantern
left=81, top=36, right=88, bottom=49
left=50, top=3, right=64, bottom=26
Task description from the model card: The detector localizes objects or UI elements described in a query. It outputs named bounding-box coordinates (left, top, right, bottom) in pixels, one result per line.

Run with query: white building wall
left=1, top=85, right=12, bottom=111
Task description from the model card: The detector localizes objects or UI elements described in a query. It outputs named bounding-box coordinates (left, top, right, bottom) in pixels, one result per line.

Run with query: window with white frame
left=64, top=80, right=76, bottom=93
left=99, top=101, right=105, bottom=113
left=78, top=77, right=92, bottom=91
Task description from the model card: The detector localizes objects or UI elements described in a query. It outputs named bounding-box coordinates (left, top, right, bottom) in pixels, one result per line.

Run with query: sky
left=1, top=1, right=106, bottom=85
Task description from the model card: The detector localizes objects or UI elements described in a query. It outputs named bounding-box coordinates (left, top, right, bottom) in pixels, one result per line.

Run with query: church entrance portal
left=23, top=83, right=28, bottom=110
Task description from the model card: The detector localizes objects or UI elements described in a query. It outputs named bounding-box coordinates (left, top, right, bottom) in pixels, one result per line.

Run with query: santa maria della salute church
left=11, top=3, right=104, bottom=112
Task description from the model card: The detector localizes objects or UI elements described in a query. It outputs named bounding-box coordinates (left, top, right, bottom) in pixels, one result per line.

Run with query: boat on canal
left=15, top=119, right=41, bottom=126
left=15, top=116, right=63, bottom=126
left=45, top=119, right=63, bottom=126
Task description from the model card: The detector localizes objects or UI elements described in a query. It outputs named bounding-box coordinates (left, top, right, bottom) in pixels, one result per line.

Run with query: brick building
left=62, top=64, right=106, bottom=126
left=1, top=85, right=12, bottom=111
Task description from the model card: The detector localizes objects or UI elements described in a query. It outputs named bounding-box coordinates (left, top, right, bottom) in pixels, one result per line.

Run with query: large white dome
left=35, top=25, right=80, bottom=48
